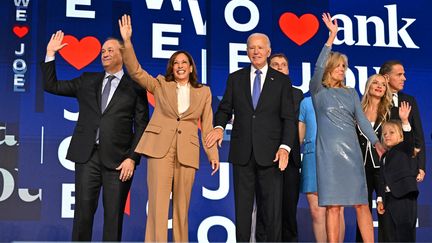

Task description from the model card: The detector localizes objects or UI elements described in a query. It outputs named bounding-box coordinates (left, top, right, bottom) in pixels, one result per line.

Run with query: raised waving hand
left=398, top=101, right=412, bottom=124
left=46, top=30, right=68, bottom=57
left=322, top=12, right=338, bottom=46
left=119, top=14, right=132, bottom=42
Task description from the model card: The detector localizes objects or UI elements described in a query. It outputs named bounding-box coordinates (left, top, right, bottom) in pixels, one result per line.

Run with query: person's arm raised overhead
left=119, top=14, right=159, bottom=93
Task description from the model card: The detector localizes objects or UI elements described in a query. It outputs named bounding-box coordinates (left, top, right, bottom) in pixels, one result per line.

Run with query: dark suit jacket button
left=252, top=115, right=256, bottom=119
left=177, top=118, right=180, bottom=121
left=178, top=130, right=182, bottom=134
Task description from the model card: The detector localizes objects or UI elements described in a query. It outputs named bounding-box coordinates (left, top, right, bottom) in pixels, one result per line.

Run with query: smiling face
left=172, top=53, right=192, bottom=84
left=329, top=60, right=346, bottom=83
left=247, top=34, right=271, bottom=69
left=386, top=64, right=406, bottom=92
left=101, top=39, right=123, bottom=73
left=382, top=122, right=403, bottom=148
left=368, top=75, right=387, bottom=98
left=323, top=52, right=348, bottom=88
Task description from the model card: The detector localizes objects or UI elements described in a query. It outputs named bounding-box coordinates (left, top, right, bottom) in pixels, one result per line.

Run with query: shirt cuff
left=45, top=55, right=55, bottom=63
left=402, top=123, right=412, bottom=132
left=214, top=125, right=224, bottom=131
left=376, top=197, right=383, bottom=203
left=279, top=144, right=291, bottom=153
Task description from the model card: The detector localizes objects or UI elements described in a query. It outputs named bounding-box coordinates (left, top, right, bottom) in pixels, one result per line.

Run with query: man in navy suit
left=41, top=31, right=149, bottom=241
left=268, top=53, right=303, bottom=242
left=206, top=33, right=296, bottom=242
left=379, top=61, right=426, bottom=183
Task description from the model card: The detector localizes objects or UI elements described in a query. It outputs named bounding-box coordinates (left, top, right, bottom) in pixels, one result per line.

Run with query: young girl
left=377, top=101, right=419, bottom=242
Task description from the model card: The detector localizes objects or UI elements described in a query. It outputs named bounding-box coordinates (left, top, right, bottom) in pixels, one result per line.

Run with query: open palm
left=322, top=12, right=338, bottom=34
left=46, top=30, right=68, bottom=56
left=399, top=101, right=411, bottom=122
left=119, top=14, right=132, bottom=41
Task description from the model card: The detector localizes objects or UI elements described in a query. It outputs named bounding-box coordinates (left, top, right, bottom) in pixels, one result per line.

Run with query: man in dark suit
left=205, top=33, right=296, bottom=242
left=268, top=53, right=303, bottom=242
left=41, top=31, right=149, bottom=241
left=379, top=61, right=426, bottom=183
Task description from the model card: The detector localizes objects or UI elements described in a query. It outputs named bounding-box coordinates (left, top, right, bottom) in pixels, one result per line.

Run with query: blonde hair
left=361, top=74, right=392, bottom=123
left=322, top=51, right=348, bottom=88
left=381, top=120, right=404, bottom=145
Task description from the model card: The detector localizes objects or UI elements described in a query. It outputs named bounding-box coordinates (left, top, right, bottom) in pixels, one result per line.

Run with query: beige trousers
left=145, top=137, right=196, bottom=242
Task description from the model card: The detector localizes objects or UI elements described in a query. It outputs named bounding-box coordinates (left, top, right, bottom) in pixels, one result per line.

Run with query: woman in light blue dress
left=299, top=97, right=345, bottom=242
left=310, top=13, right=385, bottom=242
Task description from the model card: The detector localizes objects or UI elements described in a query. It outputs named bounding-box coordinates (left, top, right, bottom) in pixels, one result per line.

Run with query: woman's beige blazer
left=122, top=44, right=218, bottom=169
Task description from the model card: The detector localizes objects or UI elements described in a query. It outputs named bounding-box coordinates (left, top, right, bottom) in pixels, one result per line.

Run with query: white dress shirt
left=392, top=93, right=398, bottom=107
left=102, top=70, right=124, bottom=106
left=177, top=82, right=190, bottom=115
left=250, top=64, right=268, bottom=95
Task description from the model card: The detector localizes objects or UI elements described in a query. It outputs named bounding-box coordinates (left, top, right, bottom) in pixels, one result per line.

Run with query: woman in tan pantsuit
left=119, top=15, right=219, bottom=242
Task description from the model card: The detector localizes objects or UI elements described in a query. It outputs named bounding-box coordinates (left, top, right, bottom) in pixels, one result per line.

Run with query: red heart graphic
left=59, top=35, right=101, bottom=70
left=13, top=25, right=29, bottom=38
left=279, top=13, right=319, bottom=46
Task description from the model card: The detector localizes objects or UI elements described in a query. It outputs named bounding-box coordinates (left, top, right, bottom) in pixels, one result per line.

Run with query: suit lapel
left=374, top=120, right=382, bottom=132
left=398, top=92, right=410, bottom=107
left=398, top=92, right=404, bottom=105
left=243, top=67, right=254, bottom=109
left=95, top=72, right=105, bottom=114
left=390, top=92, right=407, bottom=119
left=385, top=148, right=395, bottom=167
left=103, top=75, right=127, bottom=114
left=182, top=86, right=200, bottom=118
left=255, top=68, right=275, bottom=110
left=165, top=81, right=180, bottom=116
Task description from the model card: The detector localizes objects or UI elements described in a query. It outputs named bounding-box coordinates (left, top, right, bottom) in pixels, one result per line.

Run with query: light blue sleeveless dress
left=299, top=97, right=318, bottom=193
left=310, top=45, right=379, bottom=206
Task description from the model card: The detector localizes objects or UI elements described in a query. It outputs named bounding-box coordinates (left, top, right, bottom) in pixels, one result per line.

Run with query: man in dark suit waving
left=379, top=60, right=426, bottom=183
left=206, top=33, right=295, bottom=241
left=41, top=31, right=149, bottom=241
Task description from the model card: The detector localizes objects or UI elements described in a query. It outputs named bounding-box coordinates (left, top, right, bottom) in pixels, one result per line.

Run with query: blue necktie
left=101, top=75, right=115, bottom=112
left=252, top=69, right=261, bottom=109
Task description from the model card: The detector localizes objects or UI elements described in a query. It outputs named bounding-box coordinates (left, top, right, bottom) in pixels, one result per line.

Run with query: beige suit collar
left=181, top=86, right=200, bottom=118
left=165, top=81, right=203, bottom=118
left=165, top=81, right=180, bottom=116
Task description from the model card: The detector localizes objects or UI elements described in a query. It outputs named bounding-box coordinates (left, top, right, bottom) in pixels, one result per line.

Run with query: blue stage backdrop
left=1, top=0, right=431, bottom=241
